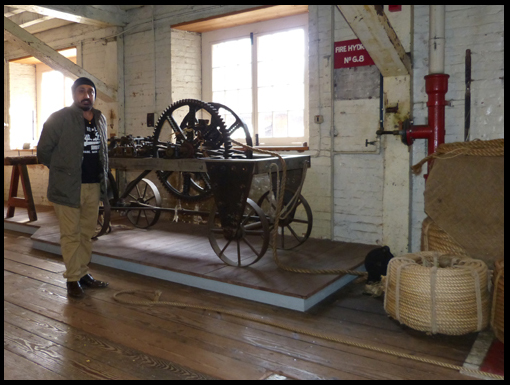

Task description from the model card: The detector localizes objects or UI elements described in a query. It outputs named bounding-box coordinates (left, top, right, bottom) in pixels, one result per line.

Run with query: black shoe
left=79, top=274, right=109, bottom=289
left=67, top=281, right=85, bottom=298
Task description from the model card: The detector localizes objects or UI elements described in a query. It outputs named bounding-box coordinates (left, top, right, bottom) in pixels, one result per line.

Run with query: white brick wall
left=124, top=29, right=159, bottom=139
left=171, top=29, right=202, bottom=102
left=329, top=7, right=385, bottom=245
left=123, top=27, right=201, bottom=137
left=303, top=5, right=334, bottom=239
left=122, top=25, right=202, bottom=212
left=333, top=155, right=384, bottom=244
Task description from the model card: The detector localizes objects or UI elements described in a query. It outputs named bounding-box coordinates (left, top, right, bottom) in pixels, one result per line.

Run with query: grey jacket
left=37, top=103, right=109, bottom=208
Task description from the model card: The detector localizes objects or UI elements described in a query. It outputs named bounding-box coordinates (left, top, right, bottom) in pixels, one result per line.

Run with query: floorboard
left=3, top=219, right=481, bottom=380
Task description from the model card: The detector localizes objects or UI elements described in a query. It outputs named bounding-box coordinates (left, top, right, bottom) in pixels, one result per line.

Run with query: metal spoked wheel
left=257, top=189, right=313, bottom=250
left=125, top=178, right=162, bottom=228
left=208, top=198, right=270, bottom=267
left=155, top=170, right=212, bottom=203
left=152, top=99, right=230, bottom=202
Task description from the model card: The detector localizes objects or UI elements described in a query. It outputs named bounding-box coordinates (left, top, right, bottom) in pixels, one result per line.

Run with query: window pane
left=64, top=76, right=74, bottom=106
left=211, top=37, right=252, bottom=129
left=208, top=24, right=306, bottom=143
left=257, top=28, right=305, bottom=140
left=258, top=86, right=274, bottom=113
left=258, top=112, right=274, bottom=138
left=288, top=110, right=304, bottom=137
left=224, top=89, right=240, bottom=110
left=41, top=71, right=64, bottom=129
left=213, top=90, right=226, bottom=105
left=273, top=111, right=288, bottom=138
left=212, top=67, right=226, bottom=91
left=257, top=61, right=274, bottom=87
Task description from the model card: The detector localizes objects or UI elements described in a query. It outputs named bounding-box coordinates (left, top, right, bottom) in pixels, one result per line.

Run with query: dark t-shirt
left=82, top=118, right=101, bottom=183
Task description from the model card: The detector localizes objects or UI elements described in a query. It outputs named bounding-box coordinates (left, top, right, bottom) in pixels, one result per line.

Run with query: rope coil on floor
left=384, top=252, right=490, bottom=336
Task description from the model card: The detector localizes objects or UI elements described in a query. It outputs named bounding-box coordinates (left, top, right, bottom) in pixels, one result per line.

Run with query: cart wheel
left=126, top=178, right=162, bottom=228
left=156, top=170, right=212, bottom=202
left=208, top=198, right=269, bottom=267
left=257, top=189, right=313, bottom=250
left=93, top=199, right=111, bottom=239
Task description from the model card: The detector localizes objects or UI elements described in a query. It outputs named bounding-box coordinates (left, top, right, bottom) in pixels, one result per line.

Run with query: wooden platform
left=4, top=204, right=377, bottom=312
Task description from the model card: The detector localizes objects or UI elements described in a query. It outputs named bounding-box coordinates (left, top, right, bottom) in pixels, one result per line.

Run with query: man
left=37, top=77, right=109, bottom=298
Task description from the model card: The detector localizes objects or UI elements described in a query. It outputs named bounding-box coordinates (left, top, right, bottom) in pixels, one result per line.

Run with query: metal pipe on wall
left=429, top=5, right=445, bottom=74
left=464, top=49, right=471, bottom=142
left=376, top=5, right=450, bottom=179
left=400, top=5, right=449, bottom=179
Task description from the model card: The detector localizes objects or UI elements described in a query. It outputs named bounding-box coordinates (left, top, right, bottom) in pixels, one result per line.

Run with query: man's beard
left=77, top=99, right=93, bottom=111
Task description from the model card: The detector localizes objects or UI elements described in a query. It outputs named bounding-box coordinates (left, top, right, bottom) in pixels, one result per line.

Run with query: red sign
left=334, top=39, right=375, bottom=69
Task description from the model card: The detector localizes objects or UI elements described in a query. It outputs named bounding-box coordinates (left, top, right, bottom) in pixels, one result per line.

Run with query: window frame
left=202, top=14, right=309, bottom=146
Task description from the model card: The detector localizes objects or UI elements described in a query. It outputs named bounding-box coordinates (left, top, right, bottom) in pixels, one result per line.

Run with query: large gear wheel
left=209, top=102, right=253, bottom=159
left=153, top=99, right=230, bottom=202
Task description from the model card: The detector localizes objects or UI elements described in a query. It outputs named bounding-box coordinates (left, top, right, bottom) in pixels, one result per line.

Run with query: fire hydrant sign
left=334, top=39, right=375, bottom=69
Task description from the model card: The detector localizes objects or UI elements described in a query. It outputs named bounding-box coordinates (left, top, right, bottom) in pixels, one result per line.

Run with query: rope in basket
left=412, top=138, right=504, bottom=175
left=383, top=252, right=490, bottom=335
left=491, top=260, right=504, bottom=343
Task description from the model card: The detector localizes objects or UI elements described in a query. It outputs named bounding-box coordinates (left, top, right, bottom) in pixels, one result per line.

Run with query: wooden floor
left=4, top=207, right=480, bottom=380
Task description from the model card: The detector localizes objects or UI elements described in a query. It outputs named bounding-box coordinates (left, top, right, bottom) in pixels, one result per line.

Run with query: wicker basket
left=384, top=251, right=490, bottom=335
left=491, top=260, right=504, bottom=343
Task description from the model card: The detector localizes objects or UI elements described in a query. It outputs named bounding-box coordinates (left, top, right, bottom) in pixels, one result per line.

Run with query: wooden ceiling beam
left=5, top=5, right=128, bottom=27
left=336, top=5, right=411, bottom=76
left=4, top=16, right=117, bottom=102
left=172, top=5, right=309, bottom=33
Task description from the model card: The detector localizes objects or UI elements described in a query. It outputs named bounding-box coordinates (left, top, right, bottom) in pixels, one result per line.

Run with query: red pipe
left=405, top=73, right=449, bottom=177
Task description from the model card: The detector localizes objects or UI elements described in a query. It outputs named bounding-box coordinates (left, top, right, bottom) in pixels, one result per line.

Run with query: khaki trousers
left=53, top=183, right=100, bottom=282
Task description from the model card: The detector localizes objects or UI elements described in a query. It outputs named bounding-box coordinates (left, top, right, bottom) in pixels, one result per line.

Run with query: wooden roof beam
left=4, top=16, right=117, bottom=102
left=5, top=5, right=128, bottom=27
left=336, top=5, right=411, bottom=76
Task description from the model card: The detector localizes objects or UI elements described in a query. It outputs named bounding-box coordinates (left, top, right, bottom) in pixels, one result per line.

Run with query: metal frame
left=98, top=154, right=311, bottom=266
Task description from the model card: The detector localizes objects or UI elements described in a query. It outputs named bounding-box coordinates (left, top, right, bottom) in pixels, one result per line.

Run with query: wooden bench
left=4, top=156, right=39, bottom=221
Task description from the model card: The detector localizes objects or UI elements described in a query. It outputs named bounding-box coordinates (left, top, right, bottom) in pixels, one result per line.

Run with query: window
left=203, top=14, right=308, bottom=146
left=38, top=69, right=75, bottom=137
left=8, top=48, right=76, bottom=149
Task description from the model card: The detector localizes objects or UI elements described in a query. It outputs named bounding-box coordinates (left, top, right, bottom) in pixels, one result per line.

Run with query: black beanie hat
left=72, top=77, right=96, bottom=98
